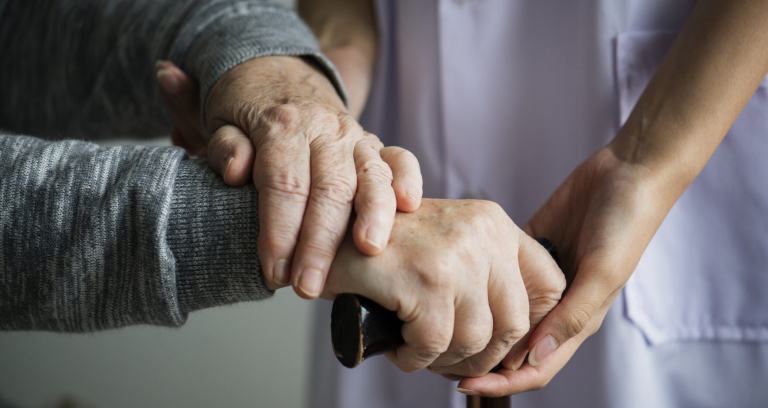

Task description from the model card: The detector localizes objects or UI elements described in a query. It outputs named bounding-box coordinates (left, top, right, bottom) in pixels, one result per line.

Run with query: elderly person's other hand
left=321, top=199, right=566, bottom=377
left=156, top=58, right=423, bottom=298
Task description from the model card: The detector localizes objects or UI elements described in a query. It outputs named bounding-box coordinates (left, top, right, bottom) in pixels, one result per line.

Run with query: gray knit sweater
left=0, top=0, right=346, bottom=332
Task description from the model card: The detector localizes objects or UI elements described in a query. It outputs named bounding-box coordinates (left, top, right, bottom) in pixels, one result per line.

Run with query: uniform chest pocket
left=618, top=31, right=768, bottom=346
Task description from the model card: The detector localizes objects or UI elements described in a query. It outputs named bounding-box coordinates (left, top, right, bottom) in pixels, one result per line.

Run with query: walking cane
left=330, top=238, right=560, bottom=408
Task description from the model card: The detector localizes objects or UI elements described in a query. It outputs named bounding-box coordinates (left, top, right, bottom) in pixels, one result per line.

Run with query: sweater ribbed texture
left=0, top=0, right=344, bottom=331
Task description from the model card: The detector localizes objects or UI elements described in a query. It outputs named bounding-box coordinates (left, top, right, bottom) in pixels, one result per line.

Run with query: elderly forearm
left=0, top=134, right=269, bottom=332
left=611, top=0, right=768, bottom=192
left=298, top=0, right=378, bottom=118
left=0, top=0, right=346, bottom=139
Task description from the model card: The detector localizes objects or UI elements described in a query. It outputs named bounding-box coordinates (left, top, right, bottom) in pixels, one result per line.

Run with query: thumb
left=207, top=125, right=255, bottom=187
left=525, top=254, right=611, bottom=367
left=503, top=235, right=565, bottom=370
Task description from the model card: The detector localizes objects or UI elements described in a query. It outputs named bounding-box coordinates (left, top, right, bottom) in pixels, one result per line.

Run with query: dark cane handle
left=330, top=238, right=559, bottom=368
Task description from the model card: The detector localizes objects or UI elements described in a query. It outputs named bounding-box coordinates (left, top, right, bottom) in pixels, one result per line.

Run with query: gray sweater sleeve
left=0, top=133, right=269, bottom=331
left=0, top=0, right=347, bottom=331
left=0, top=0, right=347, bottom=139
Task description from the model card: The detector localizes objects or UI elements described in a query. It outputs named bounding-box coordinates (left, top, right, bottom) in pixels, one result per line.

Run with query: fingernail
left=223, top=155, right=235, bottom=180
left=455, top=388, right=480, bottom=396
left=156, top=69, right=180, bottom=94
left=365, top=227, right=386, bottom=251
left=273, top=259, right=289, bottom=285
left=299, top=268, right=324, bottom=297
left=155, top=60, right=168, bottom=69
left=529, top=335, right=558, bottom=367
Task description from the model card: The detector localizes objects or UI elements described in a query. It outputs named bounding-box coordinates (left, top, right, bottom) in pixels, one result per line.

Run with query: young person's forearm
left=611, top=0, right=768, bottom=193
left=298, top=0, right=378, bottom=118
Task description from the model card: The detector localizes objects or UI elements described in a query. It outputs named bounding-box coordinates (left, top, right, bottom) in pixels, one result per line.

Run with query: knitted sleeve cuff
left=169, top=1, right=349, bottom=128
left=167, top=158, right=273, bottom=313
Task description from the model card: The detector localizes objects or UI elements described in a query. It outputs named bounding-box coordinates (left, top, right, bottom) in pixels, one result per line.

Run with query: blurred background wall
left=0, top=1, right=325, bottom=407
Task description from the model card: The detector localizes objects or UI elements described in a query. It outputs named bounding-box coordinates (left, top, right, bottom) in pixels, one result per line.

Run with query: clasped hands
left=156, top=55, right=652, bottom=396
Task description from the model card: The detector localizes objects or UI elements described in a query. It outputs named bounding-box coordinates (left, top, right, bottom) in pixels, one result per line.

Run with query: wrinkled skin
left=156, top=57, right=423, bottom=298
left=321, top=198, right=566, bottom=377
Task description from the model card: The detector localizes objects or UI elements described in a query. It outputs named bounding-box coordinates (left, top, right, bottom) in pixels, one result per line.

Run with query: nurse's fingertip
left=455, top=388, right=481, bottom=396
left=529, top=335, right=558, bottom=367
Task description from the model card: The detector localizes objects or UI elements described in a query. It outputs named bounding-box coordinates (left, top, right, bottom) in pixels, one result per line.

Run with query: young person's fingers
left=455, top=332, right=585, bottom=397
left=525, top=250, right=618, bottom=369
left=503, top=235, right=566, bottom=370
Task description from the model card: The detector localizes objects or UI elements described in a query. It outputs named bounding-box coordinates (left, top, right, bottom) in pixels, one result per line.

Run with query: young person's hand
left=456, top=147, right=666, bottom=396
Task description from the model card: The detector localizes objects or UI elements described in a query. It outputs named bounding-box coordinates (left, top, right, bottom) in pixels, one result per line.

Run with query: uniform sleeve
left=0, top=133, right=271, bottom=332
left=0, top=0, right=348, bottom=139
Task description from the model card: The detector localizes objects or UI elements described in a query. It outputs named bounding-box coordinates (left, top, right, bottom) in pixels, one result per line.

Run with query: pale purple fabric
left=309, top=1, right=768, bottom=407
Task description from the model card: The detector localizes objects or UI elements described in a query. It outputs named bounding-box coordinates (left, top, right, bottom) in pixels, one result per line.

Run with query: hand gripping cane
left=330, top=238, right=561, bottom=408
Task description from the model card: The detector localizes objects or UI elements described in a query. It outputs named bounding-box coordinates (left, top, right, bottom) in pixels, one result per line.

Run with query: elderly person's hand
left=321, top=198, right=566, bottom=376
left=156, top=57, right=423, bottom=298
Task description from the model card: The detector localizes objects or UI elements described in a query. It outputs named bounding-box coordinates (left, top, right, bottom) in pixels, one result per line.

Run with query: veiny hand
left=457, top=147, right=673, bottom=397
left=321, top=199, right=565, bottom=377
left=155, top=57, right=423, bottom=297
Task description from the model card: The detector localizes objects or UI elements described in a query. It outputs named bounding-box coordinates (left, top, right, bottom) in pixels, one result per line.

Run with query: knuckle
left=462, top=362, right=491, bottom=378
left=359, top=131, right=385, bottom=149
left=512, top=319, right=531, bottom=340
left=309, top=111, right=347, bottom=142
left=562, top=307, right=592, bottom=339
left=391, top=147, right=419, bottom=167
left=313, top=174, right=356, bottom=207
left=258, top=228, right=297, bottom=255
left=453, top=337, right=488, bottom=360
left=412, top=325, right=452, bottom=360
left=465, top=200, right=502, bottom=225
left=420, top=339, right=450, bottom=358
left=479, top=200, right=505, bottom=218
left=362, top=130, right=383, bottom=142
left=263, top=169, right=310, bottom=199
left=208, top=131, right=237, bottom=154
left=356, top=196, right=396, bottom=219
left=264, top=104, right=302, bottom=130
left=497, top=323, right=529, bottom=349
left=358, top=158, right=393, bottom=182
left=414, top=261, right=454, bottom=293
left=300, top=238, right=338, bottom=261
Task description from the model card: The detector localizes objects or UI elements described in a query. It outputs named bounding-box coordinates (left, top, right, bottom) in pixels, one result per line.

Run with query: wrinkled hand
left=457, top=147, right=671, bottom=396
left=155, top=58, right=423, bottom=298
left=321, top=199, right=565, bottom=377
